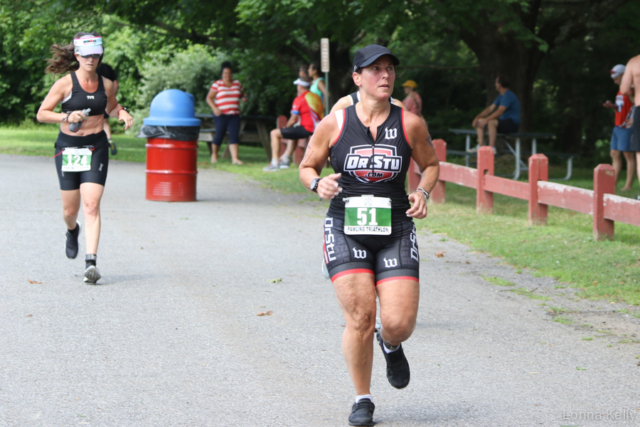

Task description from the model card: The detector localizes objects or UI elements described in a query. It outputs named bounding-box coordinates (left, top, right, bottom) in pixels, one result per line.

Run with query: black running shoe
left=377, top=329, right=410, bottom=389
left=349, top=398, right=375, bottom=426
left=109, top=140, right=117, bottom=155
left=65, top=223, right=81, bottom=259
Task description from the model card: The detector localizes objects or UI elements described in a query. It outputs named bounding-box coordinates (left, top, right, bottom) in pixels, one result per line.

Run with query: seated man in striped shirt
left=263, top=76, right=324, bottom=171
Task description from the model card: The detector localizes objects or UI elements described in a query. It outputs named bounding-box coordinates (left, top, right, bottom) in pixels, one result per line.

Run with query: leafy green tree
left=0, top=1, right=101, bottom=121
left=64, top=0, right=411, bottom=108
left=534, top=1, right=640, bottom=156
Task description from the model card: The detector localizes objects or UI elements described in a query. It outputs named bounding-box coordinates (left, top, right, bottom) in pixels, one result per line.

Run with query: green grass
left=511, top=287, right=551, bottom=300
left=3, top=124, right=640, bottom=305
left=547, top=306, right=569, bottom=315
left=0, top=124, right=149, bottom=162
left=424, top=183, right=640, bottom=305
left=0, top=125, right=332, bottom=195
left=555, top=316, right=574, bottom=325
left=482, top=276, right=515, bottom=286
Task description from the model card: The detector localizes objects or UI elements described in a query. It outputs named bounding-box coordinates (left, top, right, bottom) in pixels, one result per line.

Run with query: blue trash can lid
left=143, top=89, right=202, bottom=127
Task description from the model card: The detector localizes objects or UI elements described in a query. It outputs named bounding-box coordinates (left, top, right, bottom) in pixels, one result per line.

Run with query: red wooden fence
left=409, top=139, right=640, bottom=241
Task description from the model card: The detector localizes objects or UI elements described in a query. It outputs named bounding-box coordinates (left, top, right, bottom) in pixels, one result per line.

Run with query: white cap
left=293, top=78, right=310, bottom=87
left=611, top=64, right=626, bottom=78
left=74, top=35, right=103, bottom=56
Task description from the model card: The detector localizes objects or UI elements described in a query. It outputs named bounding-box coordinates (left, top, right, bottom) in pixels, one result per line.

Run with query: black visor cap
left=353, top=45, right=400, bottom=72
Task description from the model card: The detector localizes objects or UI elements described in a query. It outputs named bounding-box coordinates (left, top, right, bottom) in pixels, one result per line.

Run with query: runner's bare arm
left=104, top=77, right=133, bottom=130
left=36, top=76, right=73, bottom=124
left=621, top=61, right=634, bottom=98
left=299, top=114, right=342, bottom=199
left=406, top=114, right=439, bottom=219
left=104, top=78, right=118, bottom=116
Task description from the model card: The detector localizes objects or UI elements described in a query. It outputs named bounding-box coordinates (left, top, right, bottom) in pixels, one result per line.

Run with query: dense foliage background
left=1, top=0, right=639, bottom=164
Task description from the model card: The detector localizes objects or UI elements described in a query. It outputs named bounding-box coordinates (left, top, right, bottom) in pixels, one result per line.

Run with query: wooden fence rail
left=409, top=139, right=640, bottom=241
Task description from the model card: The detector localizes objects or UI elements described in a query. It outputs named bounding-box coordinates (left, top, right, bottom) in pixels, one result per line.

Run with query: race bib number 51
left=344, top=195, right=392, bottom=235
left=61, top=148, right=92, bottom=172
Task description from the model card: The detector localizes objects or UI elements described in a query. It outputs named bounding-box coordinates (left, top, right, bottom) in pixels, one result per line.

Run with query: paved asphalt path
left=2, top=153, right=640, bottom=427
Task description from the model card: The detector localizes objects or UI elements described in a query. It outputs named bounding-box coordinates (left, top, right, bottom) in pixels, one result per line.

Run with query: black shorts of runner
left=496, top=118, right=519, bottom=134
left=280, top=126, right=313, bottom=140
left=54, top=131, right=110, bottom=191
left=323, top=216, right=420, bottom=285
left=630, top=107, right=640, bottom=152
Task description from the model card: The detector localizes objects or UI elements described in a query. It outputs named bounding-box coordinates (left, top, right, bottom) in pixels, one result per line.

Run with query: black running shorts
left=280, top=126, right=313, bottom=140
left=630, top=107, right=640, bottom=152
left=497, top=118, right=519, bottom=134
left=323, top=216, right=420, bottom=285
left=54, top=131, right=110, bottom=190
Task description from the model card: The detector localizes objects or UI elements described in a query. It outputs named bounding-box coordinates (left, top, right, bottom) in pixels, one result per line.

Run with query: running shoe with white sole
left=65, top=223, right=81, bottom=259
left=376, top=329, right=410, bottom=389
left=348, top=398, right=375, bottom=426
left=83, top=265, right=101, bottom=284
left=278, top=158, right=290, bottom=169
left=263, top=163, right=280, bottom=172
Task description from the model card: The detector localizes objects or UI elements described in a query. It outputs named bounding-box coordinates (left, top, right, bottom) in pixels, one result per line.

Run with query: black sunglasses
left=80, top=54, right=101, bottom=59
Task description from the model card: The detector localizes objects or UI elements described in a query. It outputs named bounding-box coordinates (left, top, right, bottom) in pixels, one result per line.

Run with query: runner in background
left=299, top=45, right=439, bottom=426
left=37, top=32, right=133, bottom=284
left=96, top=62, right=119, bottom=155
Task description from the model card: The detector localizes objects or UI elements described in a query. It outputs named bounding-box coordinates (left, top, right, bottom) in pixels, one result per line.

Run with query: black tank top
left=61, top=72, right=108, bottom=116
left=328, top=104, right=412, bottom=221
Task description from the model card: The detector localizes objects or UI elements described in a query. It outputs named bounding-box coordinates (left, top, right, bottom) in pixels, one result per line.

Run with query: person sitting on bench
left=263, top=76, right=323, bottom=171
left=471, top=75, right=520, bottom=152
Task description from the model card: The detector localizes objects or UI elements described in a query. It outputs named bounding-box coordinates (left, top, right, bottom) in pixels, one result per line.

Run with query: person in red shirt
left=263, top=76, right=323, bottom=171
left=603, top=64, right=635, bottom=190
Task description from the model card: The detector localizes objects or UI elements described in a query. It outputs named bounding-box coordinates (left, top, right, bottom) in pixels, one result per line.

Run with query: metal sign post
left=321, top=38, right=330, bottom=117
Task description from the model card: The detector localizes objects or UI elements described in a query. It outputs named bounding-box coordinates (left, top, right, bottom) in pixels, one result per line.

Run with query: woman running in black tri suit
left=299, top=45, right=439, bottom=426
left=37, top=32, right=133, bottom=284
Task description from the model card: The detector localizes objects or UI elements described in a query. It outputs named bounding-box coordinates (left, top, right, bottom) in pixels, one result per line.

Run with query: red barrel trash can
left=138, top=89, right=202, bottom=202
left=145, top=138, right=198, bottom=202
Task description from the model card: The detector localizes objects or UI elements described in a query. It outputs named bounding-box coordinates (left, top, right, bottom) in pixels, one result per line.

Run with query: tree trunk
left=328, top=43, right=356, bottom=109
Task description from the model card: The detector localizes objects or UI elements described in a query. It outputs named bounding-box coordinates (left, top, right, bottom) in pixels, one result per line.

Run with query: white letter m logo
left=383, top=258, right=398, bottom=268
left=384, top=128, right=397, bottom=139
left=352, top=248, right=367, bottom=259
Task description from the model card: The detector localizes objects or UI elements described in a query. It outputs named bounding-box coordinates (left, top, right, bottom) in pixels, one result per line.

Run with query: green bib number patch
left=344, top=195, right=392, bottom=235
left=61, top=148, right=92, bottom=172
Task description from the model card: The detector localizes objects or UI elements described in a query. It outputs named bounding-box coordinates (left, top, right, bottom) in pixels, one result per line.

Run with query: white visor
left=74, top=36, right=104, bottom=56
left=293, top=78, right=310, bottom=87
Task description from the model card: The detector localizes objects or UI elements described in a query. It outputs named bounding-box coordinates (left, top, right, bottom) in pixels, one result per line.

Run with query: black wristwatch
left=310, top=177, right=321, bottom=193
